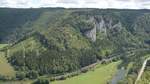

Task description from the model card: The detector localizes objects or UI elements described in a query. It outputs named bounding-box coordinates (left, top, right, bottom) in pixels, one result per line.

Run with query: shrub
left=58, top=76, right=66, bottom=80
left=0, top=75, right=12, bottom=81
left=16, top=71, right=26, bottom=80
left=26, top=70, right=39, bottom=79
left=33, top=78, right=49, bottom=84
left=81, top=69, right=88, bottom=73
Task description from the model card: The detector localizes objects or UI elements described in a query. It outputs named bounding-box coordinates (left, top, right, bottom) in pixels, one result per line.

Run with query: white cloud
left=0, top=0, right=150, bottom=9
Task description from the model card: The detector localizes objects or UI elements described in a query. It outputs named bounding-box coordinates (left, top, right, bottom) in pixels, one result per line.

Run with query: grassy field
left=0, top=44, right=8, bottom=49
left=0, top=44, right=15, bottom=77
left=0, top=80, right=33, bottom=84
left=52, top=61, right=121, bottom=84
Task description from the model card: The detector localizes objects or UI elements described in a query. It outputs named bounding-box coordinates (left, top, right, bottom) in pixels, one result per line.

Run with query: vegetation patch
left=0, top=44, right=15, bottom=79
left=0, top=44, right=8, bottom=49
left=52, top=61, right=121, bottom=84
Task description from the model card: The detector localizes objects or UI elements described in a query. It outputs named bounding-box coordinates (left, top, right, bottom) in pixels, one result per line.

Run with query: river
left=110, top=67, right=126, bottom=84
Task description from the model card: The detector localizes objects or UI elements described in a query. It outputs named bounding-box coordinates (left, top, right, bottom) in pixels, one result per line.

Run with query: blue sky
left=0, top=0, right=150, bottom=9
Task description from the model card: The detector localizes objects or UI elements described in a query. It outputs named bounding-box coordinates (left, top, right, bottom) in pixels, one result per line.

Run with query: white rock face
left=84, top=16, right=123, bottom=42
left=85, top=25, right=96, bottom=42
left=112, top=22, right=122, bottom=31
left=95, top=17, right=107, bottom=35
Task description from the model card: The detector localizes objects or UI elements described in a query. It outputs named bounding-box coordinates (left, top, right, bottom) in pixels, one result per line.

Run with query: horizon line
left=0, top=7, right=150, bottom=10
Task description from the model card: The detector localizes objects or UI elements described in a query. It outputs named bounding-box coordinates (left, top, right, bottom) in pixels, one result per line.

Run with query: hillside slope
left=0, top=8, right=150, bottom=80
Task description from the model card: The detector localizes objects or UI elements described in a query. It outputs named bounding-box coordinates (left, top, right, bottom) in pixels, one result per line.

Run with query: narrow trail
left=134, top=57, right=150, bottom=84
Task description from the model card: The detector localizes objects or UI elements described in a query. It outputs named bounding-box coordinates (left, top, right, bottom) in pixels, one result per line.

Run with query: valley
left=0, top=8, right=150, bottom=84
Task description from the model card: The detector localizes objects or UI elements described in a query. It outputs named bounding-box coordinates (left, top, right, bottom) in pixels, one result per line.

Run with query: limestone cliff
left=84, top=25, right=97, bottom=42
left=84, top=16, right=123, bottom=42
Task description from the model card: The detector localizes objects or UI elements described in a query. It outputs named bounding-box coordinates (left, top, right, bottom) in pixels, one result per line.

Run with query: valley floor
left=1, top=43, right=149, bottom=84
left=52, top=61, right=121, bottom=84
left=0, top=61, right=121, bottom=84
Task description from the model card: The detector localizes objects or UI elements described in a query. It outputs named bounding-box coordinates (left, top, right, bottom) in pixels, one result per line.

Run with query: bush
left=26, top=70, right=39, bottom=79
left=33, top=78, right=49, bottom=84
left=49, top=77, right=55, bottom=81
left=60, top=76, right=66, bottom=80
left=112, top=58, right=118, bottom=62
left=0, top=75, right=12, bottom=81
left=81, top=69, right=88, bottom=73
left=16, top=71, right=26, bottom=80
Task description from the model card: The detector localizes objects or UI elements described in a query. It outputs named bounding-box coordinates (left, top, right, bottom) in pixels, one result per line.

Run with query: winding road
left=135, top=57, right=150, bottom=84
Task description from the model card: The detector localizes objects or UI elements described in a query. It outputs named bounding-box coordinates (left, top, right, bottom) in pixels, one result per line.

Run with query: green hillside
left=0, top=8, right=150, bottom=83
left=0, top=44, right=15, bottom=78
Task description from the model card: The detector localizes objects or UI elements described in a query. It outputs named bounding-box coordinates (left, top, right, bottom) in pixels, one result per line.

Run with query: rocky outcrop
left=84, top=25, right=96, bottom=42
left=84, top=16, right=123, bottom=42
left=112, top=22, right=122, bottom=32
left=84, top=17, right=97, bottom=42
left=95, top=17, right=107, bottom=35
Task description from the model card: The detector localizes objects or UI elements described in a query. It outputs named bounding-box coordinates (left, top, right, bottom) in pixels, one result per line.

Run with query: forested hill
left=0, top=8, right=150, bottom=43
left=0, top=8, right=150, bottom=77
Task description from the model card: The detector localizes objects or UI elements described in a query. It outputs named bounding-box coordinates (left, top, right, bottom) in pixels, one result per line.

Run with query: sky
left=0, top=0, right=150, bottom=9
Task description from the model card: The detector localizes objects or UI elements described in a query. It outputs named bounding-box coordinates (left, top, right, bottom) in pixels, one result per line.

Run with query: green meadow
left=52, top=61, right=121, bottom=84
left=0, top=44, right=8, bottom=49
left=0, top=44, right=15, bottom=77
